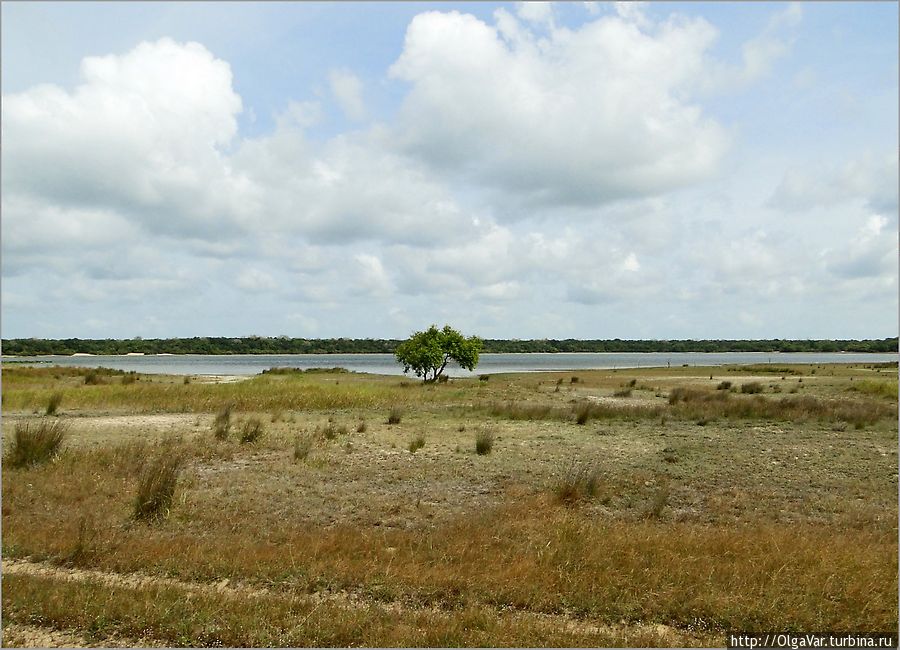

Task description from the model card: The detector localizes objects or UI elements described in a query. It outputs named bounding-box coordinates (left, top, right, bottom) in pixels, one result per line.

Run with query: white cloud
left=769, top=152, right=899, bottom=214
left=2, top=38, right=253, bottom=239
left=236, top=268, right=278, bottom=292
left=515, top=2, right=554, bottom=27
left=389, top=9, right=729, bottom=209
left=328, top=68, right=366, bottom=121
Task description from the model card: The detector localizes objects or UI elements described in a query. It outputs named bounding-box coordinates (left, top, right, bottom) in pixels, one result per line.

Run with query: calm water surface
left=3, top=352, right=896, bottom=377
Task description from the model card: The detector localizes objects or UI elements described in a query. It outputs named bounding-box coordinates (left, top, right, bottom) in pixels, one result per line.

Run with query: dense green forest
left=2, top=336, right=897, bottom=356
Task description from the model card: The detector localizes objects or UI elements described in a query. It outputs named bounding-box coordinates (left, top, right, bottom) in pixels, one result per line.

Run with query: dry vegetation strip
left=4, top=495, right=896, bottom=635
left=2, top=571, right=707, bottom=648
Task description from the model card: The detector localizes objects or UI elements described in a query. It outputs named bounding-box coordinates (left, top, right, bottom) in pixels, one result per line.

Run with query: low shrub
left=741, top=382, right=764, bottom=394
left=356, top=421, right=368, bottom=433
left=613, top=388, right=633, bottom=398
left=83, top=371, right=104, bottom=385
left=475, top=426, right=495, bottom=455
left=6, top=419, right=69, bottom=468
left=716, top=381, right=732, bottom=390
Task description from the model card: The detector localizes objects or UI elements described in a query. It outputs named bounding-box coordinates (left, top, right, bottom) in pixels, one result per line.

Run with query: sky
left=1, top=1, right=897, bottom=341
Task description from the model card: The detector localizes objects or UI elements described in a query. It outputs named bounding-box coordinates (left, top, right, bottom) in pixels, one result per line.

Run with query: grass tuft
left=554, top=462, right=600, bottom=505
left=293, top=434, right=313, bottom=462
left=213, top=404, right=234, bottom=440
left=408, top=434, right=426, bottom=453
left=239, top=418, right=264, bottom=444
left=45, top=391, right=63, bottom=416
left=387, top=406, right=403, bottom=425
left=474, top=426, right=495, bottom=455
left=741, top=382, right=764, bottom=394
left=6, top=419, right=69, bottom=468
left=133, top=452, right=182, bottom=522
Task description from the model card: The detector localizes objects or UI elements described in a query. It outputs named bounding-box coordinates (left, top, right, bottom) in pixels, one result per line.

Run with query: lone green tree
left=395, top=325, right=482, bottom=382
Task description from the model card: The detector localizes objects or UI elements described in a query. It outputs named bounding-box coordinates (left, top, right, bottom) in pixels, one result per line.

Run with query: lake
left=3, top=352, right=896, bottom=377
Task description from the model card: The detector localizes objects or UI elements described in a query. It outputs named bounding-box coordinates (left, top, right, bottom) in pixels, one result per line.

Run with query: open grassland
left=2, top=362, right=897, bottom=647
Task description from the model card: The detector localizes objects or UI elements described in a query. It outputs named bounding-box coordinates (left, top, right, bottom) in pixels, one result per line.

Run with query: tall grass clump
left=475, top=426, right=495, bottom=455
left=212, top=404, right=234, bottom=440
left=408, top=433, right=426, bottom=453
left=741, top=382, right=764, bottom=394
left=45, top=391, right=63, bottom=416
left=387, top=406, right=403, bottom=425
left=554, top=462, right=600, bottom=505
left=133, top=452, right=182, bottom=521
left=293, top=434, right=313, bottom=462
left=575, top=402, right=592, bottom=425
left=239, top=418, right=264, bottom=444
left=6, top=420, right=69, bottom=468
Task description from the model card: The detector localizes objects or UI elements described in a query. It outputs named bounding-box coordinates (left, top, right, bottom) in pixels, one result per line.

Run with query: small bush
left=475, top=426, right=495, bottom=455
left=741, top=382, right=764, bottom=394
left=356, top=421, right=368, bottom=433
left=554, top=463, right=600, bottom=506
left=408, top=434, right=426, bottom=453
left=321, top=422, right=348, bottom=440
left=239, top=418, right=264, bottom=444
left=717, top=381, right=732, bottom=390
left=478, top=374, right=490, bottom=382
left=45, top=391, right=63, bottom=416
left=213, top=405, right=233, bottom=440
left=182, top=376, right=190, bottom=385
left=613, top=388, right=633, bottom=398
left=134, top=452, right=182, bottom=521
left=387, top=407, right=403, bottom=425
left=83, top=371, right=104, bottom=385
left=293, top=434, right=313, bottom=462
left=570, top=376, right=580, bottom=384
left=6, top=420, right=69, bottom=468
left=627, top=379, right=637, bottom=387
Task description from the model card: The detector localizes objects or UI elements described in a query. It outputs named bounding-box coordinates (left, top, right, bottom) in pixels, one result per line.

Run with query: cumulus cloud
left=769, top=152, right=899, bottom=215
left=823, top=215, right=898, bottom=282
left=328, top=68, right=366, bottom=121
left=2, top=38, right=251, bottom=238
left=389, top=8, right=729, bottom=209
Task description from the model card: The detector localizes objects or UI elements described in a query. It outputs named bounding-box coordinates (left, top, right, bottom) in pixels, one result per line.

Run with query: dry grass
left=133, top=450, right=183, bottom=522
left=238, top=418, right=264, bottom=444
left=212, top=404, right=233, bottom=440
left=553, top=462, right=600, bottom=505
left=5, top=419, right=68, bottom=468
left=2, top=362, right=897, bottom=646
left=474, top=426, right=495, bottom=455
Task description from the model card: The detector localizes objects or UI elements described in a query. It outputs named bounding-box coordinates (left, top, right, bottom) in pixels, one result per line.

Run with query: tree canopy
left=394, top=325, right=483, bottom=382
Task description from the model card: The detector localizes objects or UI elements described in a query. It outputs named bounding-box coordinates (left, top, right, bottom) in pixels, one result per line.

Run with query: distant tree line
left=2, top=336, right=897, bottom=356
